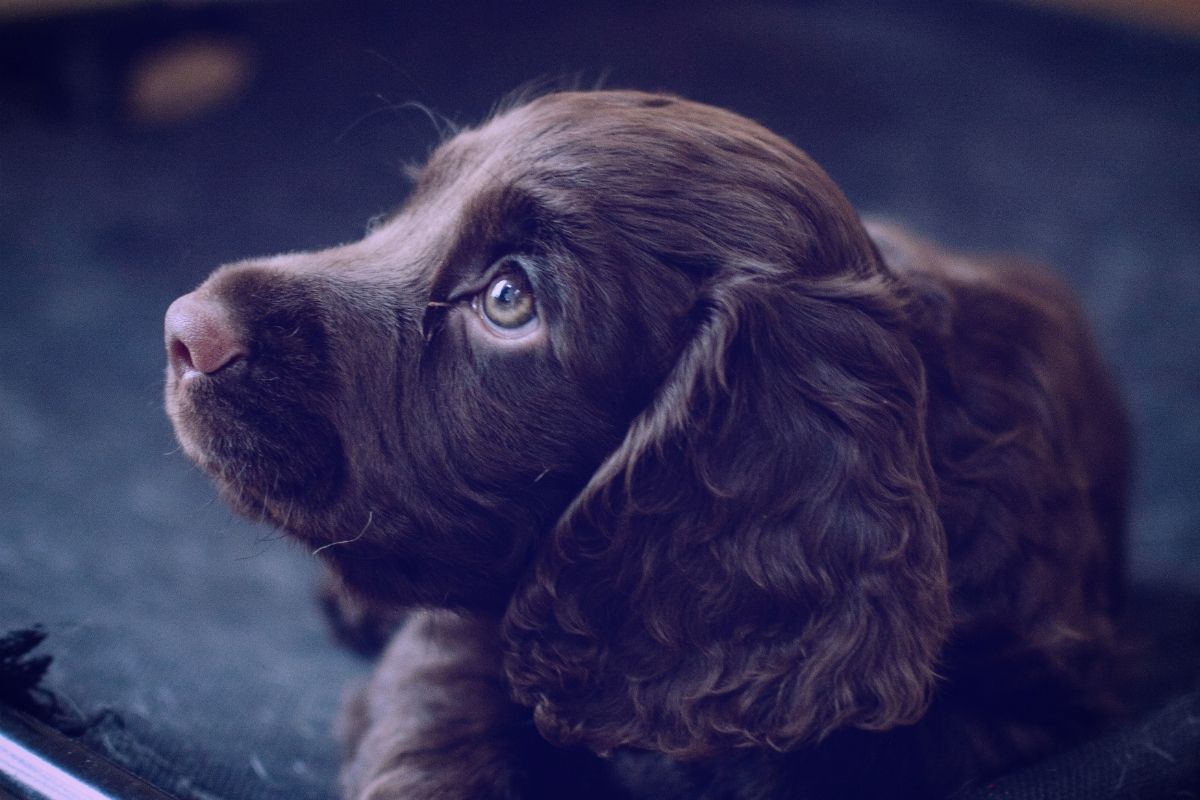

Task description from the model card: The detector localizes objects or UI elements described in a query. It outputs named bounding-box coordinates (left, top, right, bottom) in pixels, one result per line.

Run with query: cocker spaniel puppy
left=164, top=91, right=1130, bottom=799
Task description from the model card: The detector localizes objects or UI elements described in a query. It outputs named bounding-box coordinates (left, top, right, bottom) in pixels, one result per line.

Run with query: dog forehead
left=421, top=93, right=690, bottom=188
left=366, top=111, right=573, bottom=247
left=424, top=128, right=549, bottom=202
left=361, top=92, right=758, bottom=285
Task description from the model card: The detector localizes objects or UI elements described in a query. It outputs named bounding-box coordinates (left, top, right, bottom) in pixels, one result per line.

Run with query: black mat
left=1, top=2, right=1198, bottom=799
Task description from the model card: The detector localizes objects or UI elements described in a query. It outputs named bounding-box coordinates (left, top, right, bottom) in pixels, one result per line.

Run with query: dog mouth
left=167, top=363, right=348, bottom=513
left=164, top=281, right=350, bottom=515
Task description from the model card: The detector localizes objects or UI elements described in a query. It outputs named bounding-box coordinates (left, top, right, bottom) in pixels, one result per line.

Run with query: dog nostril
left=169, top=337, right=196, bottom=373
left=164, top=292, right=247, bottom=377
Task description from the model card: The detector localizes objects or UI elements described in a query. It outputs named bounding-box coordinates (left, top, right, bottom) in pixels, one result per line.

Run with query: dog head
left=166, top=90, right=949, bottom=756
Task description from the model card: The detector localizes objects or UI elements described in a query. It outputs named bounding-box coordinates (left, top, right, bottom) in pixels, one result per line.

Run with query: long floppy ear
left=502, top=260, right=952, bottom=759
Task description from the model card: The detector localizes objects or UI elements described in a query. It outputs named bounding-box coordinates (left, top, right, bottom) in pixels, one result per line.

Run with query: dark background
left=1, top=2, right=1198, bottom=799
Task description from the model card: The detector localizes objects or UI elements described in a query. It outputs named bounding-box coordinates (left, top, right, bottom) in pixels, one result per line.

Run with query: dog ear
left=502, top=261, right=952, bottom=758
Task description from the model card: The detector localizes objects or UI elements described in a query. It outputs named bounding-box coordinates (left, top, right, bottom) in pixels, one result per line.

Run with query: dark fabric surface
left=1, top=1, right=1198, bottom=799
left=964, top=693, right=1200, bottom=800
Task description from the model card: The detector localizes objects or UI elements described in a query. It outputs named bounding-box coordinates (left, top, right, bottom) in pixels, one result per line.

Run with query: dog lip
left=175, top=365, right=207, bottom=383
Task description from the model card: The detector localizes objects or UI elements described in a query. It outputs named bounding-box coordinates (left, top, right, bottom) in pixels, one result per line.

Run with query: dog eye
left=478, top=269, right=536, bottom=331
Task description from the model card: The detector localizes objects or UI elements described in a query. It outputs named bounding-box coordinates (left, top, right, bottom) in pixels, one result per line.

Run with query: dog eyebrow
left=424, top=184, right=558, bottom=298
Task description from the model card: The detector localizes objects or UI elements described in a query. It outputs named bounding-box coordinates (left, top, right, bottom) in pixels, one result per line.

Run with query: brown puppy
left=164, top=91, right=1130, bottom=799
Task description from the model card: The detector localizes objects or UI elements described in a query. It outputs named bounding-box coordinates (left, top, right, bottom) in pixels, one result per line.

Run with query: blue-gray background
left=1, top=2, right=1197, bottom=799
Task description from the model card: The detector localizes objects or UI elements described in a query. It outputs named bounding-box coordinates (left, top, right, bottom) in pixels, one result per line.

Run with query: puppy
left=165, top=90, right=1129, bottom=799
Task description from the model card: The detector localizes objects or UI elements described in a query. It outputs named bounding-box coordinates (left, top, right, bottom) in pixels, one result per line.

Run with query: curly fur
left=165, top=90, right=1129, bottom=799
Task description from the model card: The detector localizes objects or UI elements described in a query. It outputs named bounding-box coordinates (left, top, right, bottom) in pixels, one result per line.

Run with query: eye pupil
left=482, top=270, right=536, bottom=330
left=492, top=280, right=519, bottom=306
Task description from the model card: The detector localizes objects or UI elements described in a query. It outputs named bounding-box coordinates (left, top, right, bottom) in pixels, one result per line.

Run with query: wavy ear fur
left=503, top=256, right=952, bottom=759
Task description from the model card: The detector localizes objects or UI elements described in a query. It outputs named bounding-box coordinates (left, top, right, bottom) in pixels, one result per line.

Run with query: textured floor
left=1, top=2, right=1198, bottom=799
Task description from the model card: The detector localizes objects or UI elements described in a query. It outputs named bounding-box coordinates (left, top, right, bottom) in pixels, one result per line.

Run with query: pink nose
left=165, top=292, right=246, bottom=378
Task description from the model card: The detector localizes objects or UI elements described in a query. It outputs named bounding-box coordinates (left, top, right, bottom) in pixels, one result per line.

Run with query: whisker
left=312, top=511, right=375, bottom=557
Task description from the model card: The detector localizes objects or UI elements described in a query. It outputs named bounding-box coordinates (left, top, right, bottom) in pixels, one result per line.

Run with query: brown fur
left=165, top=90, right=1130, bottom=799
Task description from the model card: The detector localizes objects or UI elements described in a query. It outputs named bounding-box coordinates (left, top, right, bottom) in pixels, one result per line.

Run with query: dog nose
left=165, top=292, right=246, bottom=378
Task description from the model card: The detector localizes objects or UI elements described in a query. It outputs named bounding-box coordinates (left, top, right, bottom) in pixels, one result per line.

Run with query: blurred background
left=1, top=1, right=1197, bottom=799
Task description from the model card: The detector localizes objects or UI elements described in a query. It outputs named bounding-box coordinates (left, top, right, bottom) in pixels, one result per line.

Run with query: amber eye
left=480, top=270, right=536, bottom=331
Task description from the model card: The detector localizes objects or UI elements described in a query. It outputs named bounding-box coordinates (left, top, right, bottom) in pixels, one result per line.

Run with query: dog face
left=167, top=91, right=950, bottom=756
left=165, top=92, right=710, bottom=608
